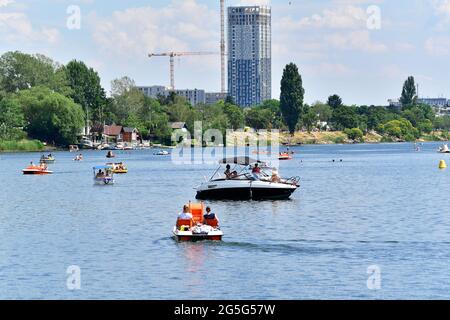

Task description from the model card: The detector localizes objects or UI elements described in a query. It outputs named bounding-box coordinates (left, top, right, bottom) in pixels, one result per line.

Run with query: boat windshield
left=209, top=162, right=272, bottom=182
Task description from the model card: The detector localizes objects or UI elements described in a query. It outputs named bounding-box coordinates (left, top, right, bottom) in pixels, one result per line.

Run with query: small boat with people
left=106, top=151, right=116, bottom=158
left=93, top=165, right=115, bottom=185
left=107, top=162, right=128, bottom=174
left=438, top=144, right=450, bottom=154
left=278, top=152, right=293, bottom=161
left=195, top=157, right=300, bottom=200
left=73, top=154, right=84, bottom=161
left=23, top=162, right=53, bottom=175
left=173, top=202, right=223, bottom=242
left=40, top=154, right=55, bottom=164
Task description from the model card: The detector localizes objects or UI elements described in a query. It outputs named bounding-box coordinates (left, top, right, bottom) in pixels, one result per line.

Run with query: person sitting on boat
left=224, top=164, right=231, bottom=178
left=96, top=170, right=105, bottom=179
left=178, top=205, right=193, bottom=220
left=252, top=163, right=261, bottom=174
left=177, top=205, right=194, bottom=230
left=271, top=168, right=281, bottom=183
left=203, top=207, right=219, bottom=227
left=224, top=165, right=238, bottom=179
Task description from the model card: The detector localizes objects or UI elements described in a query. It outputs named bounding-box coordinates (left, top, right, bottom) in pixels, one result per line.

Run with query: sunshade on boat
left=93, top=165, right=113, bottom=170
left=219, top=157, right=259, bottom=166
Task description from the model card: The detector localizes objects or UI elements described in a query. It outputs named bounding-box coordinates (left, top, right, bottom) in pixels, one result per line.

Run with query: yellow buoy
left=439, top=160, right=447, bottom=169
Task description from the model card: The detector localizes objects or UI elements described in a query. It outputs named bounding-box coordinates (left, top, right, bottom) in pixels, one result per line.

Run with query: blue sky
left=1, top=0, right=450, bottom=105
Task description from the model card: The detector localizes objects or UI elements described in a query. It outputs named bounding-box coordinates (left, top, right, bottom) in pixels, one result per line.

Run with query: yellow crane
left=148, top=51, right=219, bottom=90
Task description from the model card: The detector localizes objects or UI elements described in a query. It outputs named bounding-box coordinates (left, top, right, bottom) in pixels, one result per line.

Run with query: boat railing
left=284, top=176, right=301, bottom=186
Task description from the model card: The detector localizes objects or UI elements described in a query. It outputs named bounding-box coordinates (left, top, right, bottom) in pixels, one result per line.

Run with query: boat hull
left=93, top=178, right=115, bottom=185
left=196, top=180, right=298, bottom=200
left=172, top=227, right=223, bottom=242
left=23, top=170, right=53, bottom=175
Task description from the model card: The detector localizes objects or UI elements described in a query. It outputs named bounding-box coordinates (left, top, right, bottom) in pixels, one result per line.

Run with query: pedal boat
left=107, top=162, right=128, bottom=174
left=278, top=152, right=293, bottom=160
left=40, top=155, right=55, bottom=163
left=23, top=164, right=53, bottom=175
left=173, top=202, right=223, bottom=242
left=93, top=165, right=115, bottom=185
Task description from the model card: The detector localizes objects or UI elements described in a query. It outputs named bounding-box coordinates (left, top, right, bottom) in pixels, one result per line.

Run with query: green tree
left=400, top=76, right=417, bottom=107
left=302, top=107, right=319, bottom=133
left=0, top=96, right=25, bottom=140
left=111, top=76, right=136, bottom=96
left=311, top=102, right=333, bottom=123
left=65, top=60, right=107, bottom=127
left=327, top=94, right=343, bottom=109
left=245, top=108, right=273, bottom=130
left=383, top=118, right=418, bottom=141
left=280, top=63, right=304, bottom=134
left=15, top=87, right=84, bottom=145
left=331, top=105, right=359, bottom=130
left=344, top=128, right=364, bottom=141
left=222, top=102, right=244, bottom=129
left=0, top=51, right=71, bottom=95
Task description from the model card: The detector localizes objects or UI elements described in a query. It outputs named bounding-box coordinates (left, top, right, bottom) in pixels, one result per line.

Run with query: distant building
left=205, top=92, right=228, bottom=105
left=388, top=97, right=450, bottom=116
left=417, top=98, right=447, bottom=107
left=228, top=6, right=272, bottom=107
left=122, top=127, right=140, bottom=143
left=388, top=99, right=402, bottom=108
left=169, top=122, right=188, bottom=132
left=137, top=86, right=206, bottom=106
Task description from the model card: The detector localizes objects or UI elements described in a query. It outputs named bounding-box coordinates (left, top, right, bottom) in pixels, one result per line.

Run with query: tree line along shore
left=1, top=51, right=449, bottom=152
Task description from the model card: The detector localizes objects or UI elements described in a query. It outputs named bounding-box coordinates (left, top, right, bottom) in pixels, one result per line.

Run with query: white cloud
left=326, top=30, right=387, bottom=53
left=89, top=0, right=220, bottom=60
left=0, top=0, right=60, bottom=44
left=0, top=0, right=14, bottom=7
left=276, top=5, right=368, bottom=30
left=425, top=36, right=450, bottom=56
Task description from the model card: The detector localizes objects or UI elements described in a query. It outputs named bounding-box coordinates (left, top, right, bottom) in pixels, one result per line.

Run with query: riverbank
left=0, top=139, right=45, bottom=152
left=280, top=131, right=450, bottom=145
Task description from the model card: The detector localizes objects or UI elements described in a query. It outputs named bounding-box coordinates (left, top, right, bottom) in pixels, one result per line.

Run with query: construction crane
left=148, top=51, right=219, bottom=90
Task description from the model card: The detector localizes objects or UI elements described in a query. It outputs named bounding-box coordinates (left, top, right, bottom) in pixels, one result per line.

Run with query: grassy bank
left=281, top=130, right=450, bottom=145
left=0, top=139, right=45, bottom=152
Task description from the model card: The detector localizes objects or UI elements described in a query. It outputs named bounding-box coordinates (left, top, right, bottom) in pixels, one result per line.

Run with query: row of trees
left=1, top=50, right=449, bottom=146
left=0, top=51, right=106, bottom=145
left=278, top=69, right=447, bottom=142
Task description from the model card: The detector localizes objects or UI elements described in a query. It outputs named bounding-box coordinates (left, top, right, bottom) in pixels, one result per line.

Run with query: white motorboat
left=195, top=157, right=300, bottom=200
left=438, top=144, right=450, bottom=153
left=154, top=150, right=170, bottom=156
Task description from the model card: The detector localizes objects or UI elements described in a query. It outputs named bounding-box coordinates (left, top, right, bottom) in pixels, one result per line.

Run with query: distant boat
left=40, top=154, right=55, bottom=164
left=438, top=144, right=450, bottom=154
left=78, top=138, right=95, bottom=150
left=154, top=150, right=170, bottom=156
left=23, top=163, right=53, bottom=175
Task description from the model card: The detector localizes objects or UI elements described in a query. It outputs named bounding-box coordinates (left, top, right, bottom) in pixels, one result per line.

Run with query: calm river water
left=1, top=142, right=450, bottom=299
